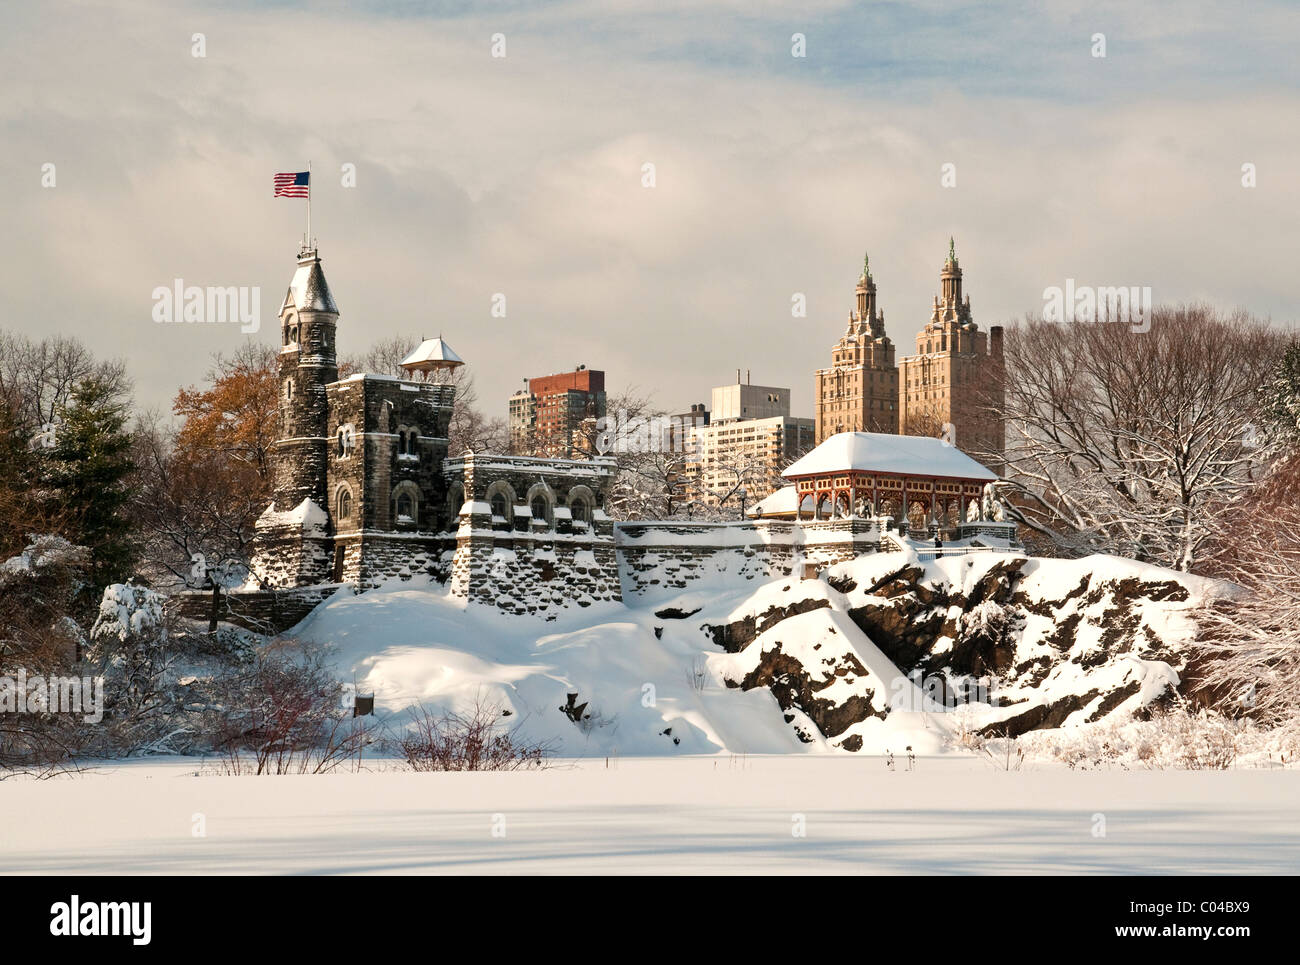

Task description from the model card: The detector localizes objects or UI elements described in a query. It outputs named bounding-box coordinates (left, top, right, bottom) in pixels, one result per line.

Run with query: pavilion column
left=849, top=485, right=857, bottom=519
left=872, top=478, right=878, bottom=518
left=901, top=483, right=909, bottom=531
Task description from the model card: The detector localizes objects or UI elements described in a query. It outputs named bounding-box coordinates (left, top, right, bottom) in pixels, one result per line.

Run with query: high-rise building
left=814, top=254, right=899, bottom=442
left=711, top=376, right=791, bottom=423
left=509, top=366, right=607, bottom=457
left=898, top=240, right=1004, bottom=463
left=684, top=376, right=813, bottom=507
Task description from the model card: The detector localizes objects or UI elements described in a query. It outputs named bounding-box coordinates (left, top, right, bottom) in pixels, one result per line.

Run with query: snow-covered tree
left=1195, top=453, right=1300, bottom=729
left=993, top=305, right=1285, bottom=571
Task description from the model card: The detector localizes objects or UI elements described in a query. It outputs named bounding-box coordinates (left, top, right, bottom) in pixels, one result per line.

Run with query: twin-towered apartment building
left=814, top=240, right=1005, bottom=464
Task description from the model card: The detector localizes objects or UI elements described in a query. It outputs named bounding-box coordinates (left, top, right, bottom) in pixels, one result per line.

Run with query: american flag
left=273, top=171, right=310, bottom=198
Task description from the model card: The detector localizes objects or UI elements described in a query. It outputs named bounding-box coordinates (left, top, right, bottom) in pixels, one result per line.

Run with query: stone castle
left=170, top=241, right=1011, bottom=633
left=814, top=240, right=1005, bottom=463
left=247, top=244, right=622, bottom=616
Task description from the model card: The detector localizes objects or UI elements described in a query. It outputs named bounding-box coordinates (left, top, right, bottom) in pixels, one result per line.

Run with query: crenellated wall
left=445, top=453, right=621, bottom=619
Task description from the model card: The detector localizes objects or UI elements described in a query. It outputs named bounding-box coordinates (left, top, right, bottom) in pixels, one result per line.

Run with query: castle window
left=338, top=488, right=352, bottom=519
left=285, top=379, right=294, bottom=400
left=337, top=424, right=356, bottom=457
left=491, top=493, right=508, bottom=521
left=396, top=427, right=419, bottom=460
left=531, top=495, right=549, bottom=528
left=396, top=492, right=415, bottom=522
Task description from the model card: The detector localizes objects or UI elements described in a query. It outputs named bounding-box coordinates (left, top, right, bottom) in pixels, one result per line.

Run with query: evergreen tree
left=1263, top=339, right=1300, bottom=445
left=0, top=397, right=38, bottom=557
left=42, top=377, right=138, bottom=592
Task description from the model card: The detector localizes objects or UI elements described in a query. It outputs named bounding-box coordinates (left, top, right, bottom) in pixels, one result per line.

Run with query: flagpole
left=307, top=160, right=312, bottom=248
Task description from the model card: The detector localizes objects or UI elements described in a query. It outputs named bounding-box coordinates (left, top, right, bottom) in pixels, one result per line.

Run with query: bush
left=1016, top=703, right=1249, bottom=770
left=397, top=699, right=552, bottom=772
left=208, top=638, right=373, bottom=775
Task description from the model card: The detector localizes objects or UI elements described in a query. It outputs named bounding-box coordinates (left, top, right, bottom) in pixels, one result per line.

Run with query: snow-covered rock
left=284, top=549, right=1226, bottom=755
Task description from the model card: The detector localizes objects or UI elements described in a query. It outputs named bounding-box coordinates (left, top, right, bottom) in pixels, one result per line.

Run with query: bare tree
left=0, top=331, right=131, bottom=434
left=1193, top=453, right=1300, bottom=729
left=992, top=305, right=1284, bottom=570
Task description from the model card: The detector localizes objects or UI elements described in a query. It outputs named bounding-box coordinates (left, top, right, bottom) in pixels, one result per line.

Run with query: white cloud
left=0, top=0, right=1296, bottom=421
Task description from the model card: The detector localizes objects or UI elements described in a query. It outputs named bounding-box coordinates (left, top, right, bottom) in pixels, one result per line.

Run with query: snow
left=400, top=336, right=464, bottom=368
left=93, top=584, right=165, bottom=643
left=2, top=756, right=1296, bottom=874
left=783, top=431, right=998, bottom=481
left=256, top=498, right=329, bottom=535
left=747, top=485, right=812, bottom=517
left=279, top=257, right=338, bottom=314
left=0, top=543, right=1287, bottom=874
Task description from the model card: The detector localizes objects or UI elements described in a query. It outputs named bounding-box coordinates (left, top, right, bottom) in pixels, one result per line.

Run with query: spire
left=948, top=237, right=956, bottom=263
left=280, top=246, right=338, bottom=316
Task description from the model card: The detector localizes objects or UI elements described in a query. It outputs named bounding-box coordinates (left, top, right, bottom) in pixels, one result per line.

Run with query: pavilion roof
left=783, top=431, right=997, bottom=482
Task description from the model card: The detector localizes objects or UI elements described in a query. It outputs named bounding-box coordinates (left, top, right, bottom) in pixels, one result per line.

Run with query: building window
left=396, top=492, right=415, bottom=522
left=285, top=379, right=294, bottom=400
left=396, top=427, right=419, bottom=459
left=338, top=488, right=352, bottom=519
left=336, top=424, right=356, bottom=457
left=491, top=493, right=508, bottom=520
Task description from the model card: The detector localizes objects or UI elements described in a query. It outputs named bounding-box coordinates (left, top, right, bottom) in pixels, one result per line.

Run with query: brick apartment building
left=509, top=365, right=607, bottom=457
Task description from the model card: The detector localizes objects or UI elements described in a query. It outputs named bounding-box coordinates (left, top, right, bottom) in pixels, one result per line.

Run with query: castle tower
left=898, top=239, right=1004, bottom=470
left=813, top=253, right=899, bottom=443
left=273, top=245, right=339, bottom=507
left=250, top=245, right=340, bottom=587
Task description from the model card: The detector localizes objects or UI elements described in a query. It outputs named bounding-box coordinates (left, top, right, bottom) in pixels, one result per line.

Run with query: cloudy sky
left=3, top=0, right=1298, bottom=419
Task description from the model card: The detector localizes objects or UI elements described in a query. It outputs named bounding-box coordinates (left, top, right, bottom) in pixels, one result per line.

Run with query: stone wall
left=169, top=585, right=345, bottom=634
left=616, top=518, right=884, bottom=598
left=335, top=531, right=449, bottom=588
left=445, top=453, right=620, bottom=618
left=249, top=507, right=332, bottom=587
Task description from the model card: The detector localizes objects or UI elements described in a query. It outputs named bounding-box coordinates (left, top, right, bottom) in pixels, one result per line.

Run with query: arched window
left=531, top=495, right=549, bottom=527
left=491, top=493, right=508, bottom=520
left=338, top=488, right=352, bottom=519
left=285, top=379, right=294, bottom=400
left=570, top=497, right=589, bottom=526
left=396, top=492, right=414, bottom=522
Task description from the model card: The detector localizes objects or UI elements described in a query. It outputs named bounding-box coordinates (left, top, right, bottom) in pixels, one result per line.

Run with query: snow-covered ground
left=293, top=571, right=944, bottom=756
left=2, top=756, right=1297, bottom=874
